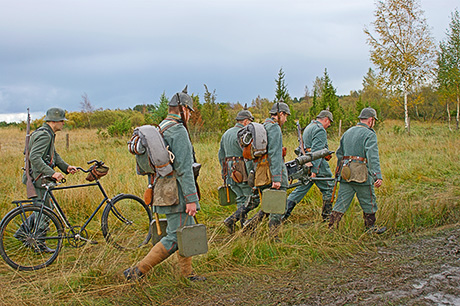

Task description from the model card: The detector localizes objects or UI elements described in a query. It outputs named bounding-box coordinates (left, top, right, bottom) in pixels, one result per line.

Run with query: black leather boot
left=363, top=213, right=387, bottom=234
left=281, top=200, right=297, bottom=222
left=321, top=199, right=333, bottom=222
left=328, top=211, right=344, bottom=230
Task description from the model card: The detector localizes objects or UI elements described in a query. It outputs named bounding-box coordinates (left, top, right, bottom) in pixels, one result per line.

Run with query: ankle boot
left=224, top=205, right=247, bottom=234
left=321, top=199, right=333, bottom=222
left=281, top=200, right=297, bottom=222
left=328, top=211, right=344, bottom=230
left=124, top=242, right=170, bottom=281
left=363, top=213, right=387, bottom=234
left=177, top=253, right=206, bottom=281
left=242, top=210, right=267, bottom=233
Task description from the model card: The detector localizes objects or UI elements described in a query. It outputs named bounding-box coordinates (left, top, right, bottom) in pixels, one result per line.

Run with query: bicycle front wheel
left=101, top=194, right=153, bottom=251
left=0, top=205, right=64, bottom=271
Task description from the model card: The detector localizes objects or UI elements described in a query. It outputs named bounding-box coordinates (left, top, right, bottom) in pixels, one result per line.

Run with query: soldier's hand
left=310, top=172, right=317, bottom=178
left=374, top=179, right=382, bottom=188
left=67, top=166, right=78, bottom=174
left=52, top=172, right=65, bottom=181
left=271, top=182, right=281, bottom=189
left=186, top=203, right=197, bottom=216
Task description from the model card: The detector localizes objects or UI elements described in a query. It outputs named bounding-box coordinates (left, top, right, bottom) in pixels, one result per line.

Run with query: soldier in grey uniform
left=15, top=108, right=78, bottom=252
left=243, top=101, right=290, bottom=235
left=220, top=108, right=254, bottom=233
left=329, top=107, right=386, bottom=234
left=282, top=110, right=334, bottom=222
left=124, top=87, right=205, bottom=281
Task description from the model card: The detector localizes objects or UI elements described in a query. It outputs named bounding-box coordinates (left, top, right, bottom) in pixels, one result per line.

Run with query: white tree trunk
left=447, top=102, right=452, bottom=131
left=404, top=90, right=409, bottom=131
left=457, top=90, right=459, bottom=130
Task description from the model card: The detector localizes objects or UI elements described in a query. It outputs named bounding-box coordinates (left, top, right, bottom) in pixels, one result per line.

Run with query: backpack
left=237, top=122, right=267, bottom=160
left=128, top=125, right=174, bottom=177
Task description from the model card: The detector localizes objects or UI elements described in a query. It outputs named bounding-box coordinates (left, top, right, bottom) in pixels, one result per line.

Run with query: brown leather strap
left=343, top=156, right=367, bottom=163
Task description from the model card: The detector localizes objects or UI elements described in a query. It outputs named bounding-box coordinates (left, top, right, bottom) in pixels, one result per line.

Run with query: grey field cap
left=269, top=99, right=291, bottom=115
left=317, top=110, right=334, bottom=122
left=169, top=85, right=194, bottom=112
left=358, top=107, right=378, bottom=120
left=44, top=107, right=67, bottom=122
left=236, top=109, right=254, bottom=121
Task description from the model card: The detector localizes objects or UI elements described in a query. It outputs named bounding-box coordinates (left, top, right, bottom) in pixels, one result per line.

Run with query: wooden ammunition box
left=261, top=189, right=287, bottom=214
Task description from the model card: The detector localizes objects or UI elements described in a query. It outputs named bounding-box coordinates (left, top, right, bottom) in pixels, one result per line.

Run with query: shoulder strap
left=159, top=119, right=180, bottom=136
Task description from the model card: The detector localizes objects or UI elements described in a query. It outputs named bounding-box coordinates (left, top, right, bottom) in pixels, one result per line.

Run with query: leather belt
left=225, top=156, right=244, bottom=162
left=343, top=155, right=367, bottom=163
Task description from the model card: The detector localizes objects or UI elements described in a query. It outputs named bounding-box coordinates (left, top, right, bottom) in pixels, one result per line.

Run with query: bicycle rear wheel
left=101, top=194, right=153, bottom=251
left=0, top=205, right=64, bottom=271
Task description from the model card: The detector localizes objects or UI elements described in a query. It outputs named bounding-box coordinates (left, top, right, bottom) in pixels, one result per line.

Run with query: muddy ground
left=165, top=224, right=460, bottom=306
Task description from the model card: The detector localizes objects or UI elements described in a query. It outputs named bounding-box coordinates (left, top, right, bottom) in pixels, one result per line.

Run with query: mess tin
left=261, top=189, right=287, bottom=214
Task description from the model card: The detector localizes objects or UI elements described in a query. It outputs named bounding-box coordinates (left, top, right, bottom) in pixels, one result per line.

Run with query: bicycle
left=0, top=160, right=153, bottom=271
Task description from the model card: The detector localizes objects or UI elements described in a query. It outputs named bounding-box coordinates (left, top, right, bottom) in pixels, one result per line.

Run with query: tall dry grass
left=0, top=120, right=459, bottom=305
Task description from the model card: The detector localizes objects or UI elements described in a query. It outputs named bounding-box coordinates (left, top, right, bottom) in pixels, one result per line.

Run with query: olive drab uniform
left=331, top=122, right=383, bottom=227
left=219, top=123, right=253, bottom=229
left=155, top=113, right=200, bottom=252
left=284, top=120, right=334, bottom=221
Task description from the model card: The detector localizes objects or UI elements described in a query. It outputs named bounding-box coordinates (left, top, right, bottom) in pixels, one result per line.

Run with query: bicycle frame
left=42, top=179, right=110, bottom=236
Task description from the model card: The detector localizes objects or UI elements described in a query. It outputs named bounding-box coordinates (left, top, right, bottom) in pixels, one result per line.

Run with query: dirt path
left=171, top=225, right=460, bottom=306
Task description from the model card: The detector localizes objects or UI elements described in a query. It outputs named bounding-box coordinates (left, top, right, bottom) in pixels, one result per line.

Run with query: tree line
left=3, top=0, right=458, bottom=136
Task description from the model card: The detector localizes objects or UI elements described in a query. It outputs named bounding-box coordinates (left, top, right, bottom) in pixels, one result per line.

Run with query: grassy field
left=0, top=120, right=459, bottom=305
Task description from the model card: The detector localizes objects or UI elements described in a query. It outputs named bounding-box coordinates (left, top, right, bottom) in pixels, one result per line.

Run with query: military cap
left=169, top=85, right=194, bottom=112
left=236, top=109, right=254, bottom=121
left=44, top=107, right=67, bottom=122
left=269, top=100, right=291, bottom=115
left=358, top=107, right=378, bottom=120
left=317, top=110, right=334, bottom=122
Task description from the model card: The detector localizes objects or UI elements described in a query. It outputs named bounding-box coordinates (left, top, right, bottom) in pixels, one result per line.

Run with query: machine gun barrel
left=286, top=148, right=335, bottom=190
left=295, top=148, right=334, bottom=165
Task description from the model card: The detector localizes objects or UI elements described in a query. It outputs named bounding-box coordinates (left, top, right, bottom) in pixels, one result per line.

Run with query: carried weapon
left=330, top=160, right=343, bottom=203
left=24, top=108, right=37, bottom=198
left=295, top=121, right=307, bottom=156
left=177, top=93, right=202, bottom=200
left=285, top=148, right=335, bottom=190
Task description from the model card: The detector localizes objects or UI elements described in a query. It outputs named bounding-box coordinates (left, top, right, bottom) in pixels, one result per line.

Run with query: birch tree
left=364, top=0, right=436, bottom=132
left=437, top=9, right=460, bottom=130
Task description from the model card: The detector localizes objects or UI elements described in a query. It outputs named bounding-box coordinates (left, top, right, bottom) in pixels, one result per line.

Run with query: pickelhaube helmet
left=44, top=107, right=67, bottom=122
left=169, top=85, right=194, bottom=112
left=317, top=110, right=334, bottom=122
left=358, top=107, right=378, bottom=120
left=269, top=98, right=291, bottom=115
left=236, top=104, right=254, bottom=121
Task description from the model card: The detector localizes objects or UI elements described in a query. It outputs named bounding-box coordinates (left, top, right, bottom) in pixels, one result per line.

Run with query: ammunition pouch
left=229, top=158, right=248, bottom=183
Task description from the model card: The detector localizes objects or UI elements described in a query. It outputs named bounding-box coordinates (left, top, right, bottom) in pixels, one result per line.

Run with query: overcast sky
left=0, top=0, right=458, bottom=122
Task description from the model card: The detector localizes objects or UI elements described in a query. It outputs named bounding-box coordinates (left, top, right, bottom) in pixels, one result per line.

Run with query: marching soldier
left=282, top=110, right=334, bottom=222
left=124, top=87, right=205, bottom=281
left=220, top=108, right=254, bottom=233
left=329, top=107, right=386, bottom=234
left=243, top=100, right=290, bottom=235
